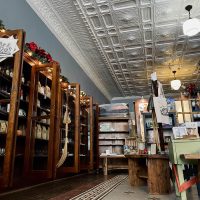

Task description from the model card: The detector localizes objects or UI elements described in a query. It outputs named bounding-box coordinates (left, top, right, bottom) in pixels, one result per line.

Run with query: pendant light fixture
left=171, top=71, right=181, bottom=90
left=183, top=5, right=200, bottom=37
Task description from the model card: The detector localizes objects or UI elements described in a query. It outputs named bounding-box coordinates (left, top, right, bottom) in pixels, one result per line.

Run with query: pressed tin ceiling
left=27, top=0, right=200, bottom=100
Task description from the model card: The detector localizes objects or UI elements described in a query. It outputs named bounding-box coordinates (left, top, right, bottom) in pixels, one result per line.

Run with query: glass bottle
left=21, top=73, right=25, bottom=83
left=9, top=68, right=13, bottom=78
left=5, top=66, right=10, bottom=76
left=20, top=89, right=23, bottom=100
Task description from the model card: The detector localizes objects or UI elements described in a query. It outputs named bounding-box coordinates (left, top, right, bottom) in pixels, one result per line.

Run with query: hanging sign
left=0, top=36, right=19, bottom=62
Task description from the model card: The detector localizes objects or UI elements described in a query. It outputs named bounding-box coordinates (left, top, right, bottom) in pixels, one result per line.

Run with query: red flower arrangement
left=27, top=42, right=38, bottom=52
left=25, top=41, right=53, bottom=63
left=185, top=83, right=199, bottom=98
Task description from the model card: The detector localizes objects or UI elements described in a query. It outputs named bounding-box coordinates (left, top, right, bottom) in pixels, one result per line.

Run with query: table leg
left=198, top=160, right=200, bottom=181
left=103, top=157, right=108, bottom=175
left=177, top=165, right=187, bottom=200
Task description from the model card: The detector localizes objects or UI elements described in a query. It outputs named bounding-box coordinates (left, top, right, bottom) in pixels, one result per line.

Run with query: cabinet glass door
left=13, top=60, right=31, bottom=186
left=25, top=62, right=59, bottom=179
left=32, top=69, right=52, bottom=170
left=80, top=97, right=89, bottom=170
left=57, top=83, right=80, bottom=175
left=0, top=30, right=24, bottom=188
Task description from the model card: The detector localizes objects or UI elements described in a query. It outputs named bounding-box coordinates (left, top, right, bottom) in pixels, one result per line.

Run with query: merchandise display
left=0, top=29, right=25, bottom=189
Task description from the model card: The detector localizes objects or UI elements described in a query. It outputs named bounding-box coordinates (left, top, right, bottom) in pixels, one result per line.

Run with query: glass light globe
left=183, top=18, right=200, bottom=36
left=171, top=79, right=181, bottom=90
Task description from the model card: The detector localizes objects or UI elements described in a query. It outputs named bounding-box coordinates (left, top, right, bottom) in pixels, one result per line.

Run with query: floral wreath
left=25, top=42, right=53, bottom=63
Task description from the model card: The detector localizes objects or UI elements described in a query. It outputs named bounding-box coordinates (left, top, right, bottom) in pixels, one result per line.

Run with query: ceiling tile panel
left=28, top=0, right=200, bottom=98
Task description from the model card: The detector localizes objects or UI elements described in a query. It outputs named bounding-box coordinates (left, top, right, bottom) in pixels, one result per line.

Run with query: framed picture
left=172, top=127, right=187, bottom=139
left=185, top=122, right=199, bottom=138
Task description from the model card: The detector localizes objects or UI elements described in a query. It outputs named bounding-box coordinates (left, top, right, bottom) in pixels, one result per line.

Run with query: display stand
left=100, top=154, right=127, bottom=176
left=125, top=154, right=171, bottom=194
left=24, top=59, right=60, bottom=183
left=0, top=29, right=25, bottom=189
left=56, top=82, right=80, bottom=176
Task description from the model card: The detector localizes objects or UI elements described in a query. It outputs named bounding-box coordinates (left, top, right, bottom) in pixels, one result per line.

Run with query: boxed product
left=99, top=103, right=129, bottom=117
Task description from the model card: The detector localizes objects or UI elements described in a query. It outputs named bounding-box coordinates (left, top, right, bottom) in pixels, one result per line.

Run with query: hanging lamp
left=171, top=71, right=181, bottom=90
left=183, top=5, right=200, bottom=36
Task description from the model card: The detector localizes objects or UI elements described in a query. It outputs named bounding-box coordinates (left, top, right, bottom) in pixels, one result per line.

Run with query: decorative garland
left=60, top=75, right=68, bottom=83
left=80, top=90, right=86, bottom=97
left=25, top=42, right=53, bottom=63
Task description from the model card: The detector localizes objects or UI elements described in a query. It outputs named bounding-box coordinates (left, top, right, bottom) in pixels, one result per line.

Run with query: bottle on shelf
left=5, top=66, right=10, bottom=76
left=9, top=68, right=13, bottom=78
left=20, top=89, right=23, bottom=100
left=6, top=103, right=10, bottom=112
left=21, top=73, right=25, bottom=84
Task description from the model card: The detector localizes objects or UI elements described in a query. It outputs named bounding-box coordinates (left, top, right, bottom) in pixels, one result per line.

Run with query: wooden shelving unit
left=98, top=115, right=129, bottom=171
left=93, top=103, right=99, bottom=170
left=79, top=96, right=89, bottom=171
left=142, top=112, right=176, bottom=146
left=23, top=55, right=60, bottom=183
left=56, top=82, right=80, bottom=176
left=99, top=117, right=129, bottom=155
left=0, top=29, right=25, bottom=189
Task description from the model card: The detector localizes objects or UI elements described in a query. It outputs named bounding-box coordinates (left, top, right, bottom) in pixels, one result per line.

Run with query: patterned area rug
left=69, top=175, right=128, bottom=200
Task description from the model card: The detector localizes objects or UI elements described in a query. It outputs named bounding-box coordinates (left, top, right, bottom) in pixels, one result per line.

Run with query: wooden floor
left=0, top=173, right=114, bottom=200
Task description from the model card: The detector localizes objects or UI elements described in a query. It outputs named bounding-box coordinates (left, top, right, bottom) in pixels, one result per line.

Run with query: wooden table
left=169, top=139, right=200, bottom=200
left=182, top=153, right=200, bottom=180
left=100, top=154, right=128, bottom=175
left=125, top=154, right=171, bottom=195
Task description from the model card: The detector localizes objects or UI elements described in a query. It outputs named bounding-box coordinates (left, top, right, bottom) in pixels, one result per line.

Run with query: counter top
left=125, top=154, right=169, bottom=159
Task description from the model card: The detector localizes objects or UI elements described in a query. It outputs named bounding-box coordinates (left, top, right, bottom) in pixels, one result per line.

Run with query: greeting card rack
left=0, top=29, right=25, bottom=189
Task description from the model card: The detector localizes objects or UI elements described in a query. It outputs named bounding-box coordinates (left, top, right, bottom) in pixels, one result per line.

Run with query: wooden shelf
left=146, top=127, right=173, bottom=130
left=33, top=154, right=48, bottom=158
left=21, top=83, right=30, bottom=88
left=37, top=106, right=50, bottom=113
left=32, top=115, right=50, bottom=120
left=16, top=135, right=26, bottom=139
left=15, top=154, right=24, bottom=158
left=99, top=144, right=124, bottom=146
left=99, top=138, right=125, bottom=140
left=35, top=138, right=49, bottom=142
left=0, top=109, right=8, bottom=116
left=139, top=175, right=148, bottom=179
left=0, top=91, right=10, bottom=98
left=37, top=92, right=51, bottom=101
left=106, top=165, right=128, bottom=169
left=80, top=154, right=86, bottom=157
left=20, top=99, right=29, bottom=104
left=0, top=132, right=7, bottom=135
left=0, top=72, right=12, bottom=82
left=99, top=116, right=129, bottom=121
left=35, top=121, right=50, bottom=127
left=80, top=123, right=88, bottom=127
left=99, top=131, right=129, bottom=133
